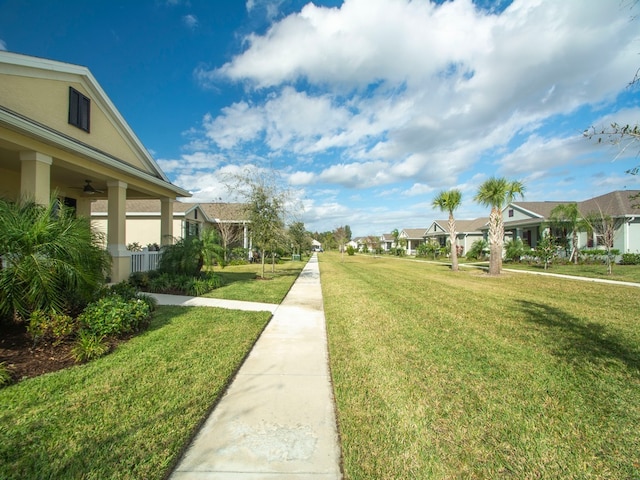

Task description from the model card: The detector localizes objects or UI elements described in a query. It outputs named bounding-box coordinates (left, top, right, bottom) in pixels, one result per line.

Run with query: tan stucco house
left=0, top=51, right=189, bottom=282
left=92, top=200, right=251, bottom=252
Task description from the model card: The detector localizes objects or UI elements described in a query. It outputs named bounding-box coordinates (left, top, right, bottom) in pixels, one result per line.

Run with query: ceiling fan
left=74, top=179, right=104, bottom=195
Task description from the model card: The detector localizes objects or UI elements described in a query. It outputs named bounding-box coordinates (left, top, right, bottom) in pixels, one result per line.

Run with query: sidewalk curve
left=167, top=254, right=342, bottom=479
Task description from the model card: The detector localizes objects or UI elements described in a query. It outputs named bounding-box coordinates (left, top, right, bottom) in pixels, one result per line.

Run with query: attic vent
left=68, top=87, right=90, bottom=132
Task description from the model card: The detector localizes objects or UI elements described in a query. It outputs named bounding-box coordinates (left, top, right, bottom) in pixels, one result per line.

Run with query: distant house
left=400, top=228, right=427, bottom=255
left=0, top=51, right=189, bottom=282
left=92, top=200, right=250, bottom=250
left=380, top=233, right=395, bottom=252
left=498, top=190, right=640, bottom=253
left=425, top=218, right=488, bottom=256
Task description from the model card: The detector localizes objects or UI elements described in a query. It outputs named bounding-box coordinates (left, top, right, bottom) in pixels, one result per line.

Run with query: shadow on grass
left=516, top=300, right=640, bottom=375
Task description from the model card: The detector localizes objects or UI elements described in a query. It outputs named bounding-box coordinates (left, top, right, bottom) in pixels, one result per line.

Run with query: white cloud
left=0, top=39, right=6, bottom=51
left=184, top=0, right=640, bottom=233
left=182, top=14, right=198, bottom=29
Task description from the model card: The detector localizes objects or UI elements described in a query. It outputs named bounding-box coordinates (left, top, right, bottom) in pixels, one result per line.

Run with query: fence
left=130, top=250, right=161, bottom=273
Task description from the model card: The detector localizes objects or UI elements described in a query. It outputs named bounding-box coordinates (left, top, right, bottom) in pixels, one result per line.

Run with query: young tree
left=224, top=168, right=290, bottom=278
left=474, top=177, right=526, bottom=275
left=535, top=233, right=556, bottom=270
left=583, top=210, right=618, bottom=275
left=211, top=203, right=244, bottom=262
left=432, top=189, right=462, bottom=271
left=288, top=221, right=309, bottom=257
left=549, top=202, right=583, bottom=264
left=334, top=226, right=348, bottom=262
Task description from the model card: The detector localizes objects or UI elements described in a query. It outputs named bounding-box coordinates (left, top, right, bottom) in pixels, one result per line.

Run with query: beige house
left=91, top=199, right=206, bottom=248
left=92, top=200, right=251, bottom=251
left=400, top=228, right=427, bottom=255
left=0, top=51, right=189, bottom=282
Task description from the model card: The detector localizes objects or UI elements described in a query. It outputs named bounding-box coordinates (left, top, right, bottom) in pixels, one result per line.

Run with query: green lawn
left=204, top=259, right=306, bottom=303
left=0, top=306, right=271, bottom=479
left=320, top=252, right=640, bottom=479
left=501, top=261, right=640, bottom=283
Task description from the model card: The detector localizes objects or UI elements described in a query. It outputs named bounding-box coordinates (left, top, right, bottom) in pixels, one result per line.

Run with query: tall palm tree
left=474, top=177, right=525, bottom=275
left=549, top=202, right=581, bottom=264
left=432, top=189, right=462, bottom=271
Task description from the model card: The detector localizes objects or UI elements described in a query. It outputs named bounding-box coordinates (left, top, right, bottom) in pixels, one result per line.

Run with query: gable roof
left=430, top=218, right=488, bottom=234
left=199, top=203, right=248, bottom=222
left=507, top=201, right=572, bottom=219
left=578, top=190, right=640, bottom=217
left=0, top=51, right=189, bottom=198
left=400, top=228, right=428, bottom=239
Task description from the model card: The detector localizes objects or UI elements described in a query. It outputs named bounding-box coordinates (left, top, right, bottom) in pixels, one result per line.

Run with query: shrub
left=466, top=239, right=488, bottom=260
left=129, top=271, right=150, bottom=290
left=620, top=253, right=640, bottom=265
left=346, top=245, right=356, bottom=256
left=0, top=362, right=11, bottom=387
left=504, top=238, right=526, bottom=263
left=27, top=310, right=77, bottom=344
left=78, top=296, right=151, bottom=337
left=71, top=331, right=109, bottom=363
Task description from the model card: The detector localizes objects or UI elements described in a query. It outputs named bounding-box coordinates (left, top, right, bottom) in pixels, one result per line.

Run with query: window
left=68, top=87, right=90, bottom=132
left=508, top=209, right=514, bottom=217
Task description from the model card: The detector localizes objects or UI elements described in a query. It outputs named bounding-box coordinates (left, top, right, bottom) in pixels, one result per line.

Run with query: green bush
left=78, top=296, right=151, bottom=337
left=466, top=239, right=489, bottom=260
left=504, top=238, right=526, bottom=263
left=71, top=331, right=109, bottom=363
left=27, top=310, right=77, bottom=344
left=620, top=253, right=640, bottom=265
left=0, top=362, right=11, bottom=387
left=346, top=245, right=356, bottom=256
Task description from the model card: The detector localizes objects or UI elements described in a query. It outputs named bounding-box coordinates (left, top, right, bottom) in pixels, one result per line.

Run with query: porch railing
left=130, top=250, right=161, bottom=273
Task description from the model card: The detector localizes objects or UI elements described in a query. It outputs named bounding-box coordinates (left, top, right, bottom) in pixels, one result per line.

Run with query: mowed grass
left=320, top=252, right=640, bottom=479
left=203, top=260, right=305, bottom=304
left=0, top=306, right=271, bottom=479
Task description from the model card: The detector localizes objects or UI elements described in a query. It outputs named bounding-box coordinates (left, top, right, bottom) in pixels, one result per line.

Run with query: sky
left=1, top=0, right=639, bottom=236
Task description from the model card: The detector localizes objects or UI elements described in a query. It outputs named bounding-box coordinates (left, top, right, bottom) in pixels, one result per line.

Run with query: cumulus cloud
left=184, top=0, right=639, bottom=232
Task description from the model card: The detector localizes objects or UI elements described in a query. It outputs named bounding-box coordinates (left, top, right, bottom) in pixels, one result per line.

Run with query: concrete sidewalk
left=167, top=255, right=342, bottom=479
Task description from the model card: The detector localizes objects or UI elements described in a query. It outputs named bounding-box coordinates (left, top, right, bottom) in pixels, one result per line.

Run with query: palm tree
left=549, top=202, right=581, bottom=264
left=0, top=197, right=110, bottom=320
left=432, top=189, right=462, bottom=271
left=474, top=177, right=525, bottom=275
left=159, top=226, right=225, bottom=276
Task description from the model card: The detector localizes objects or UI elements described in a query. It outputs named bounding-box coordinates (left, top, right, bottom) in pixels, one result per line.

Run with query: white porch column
left=160, top=197, right=174, bottom=246
left=106, top=180, right=130, bottom=283
left=20, top=151, right=52, bottom=205
left=243, top=223, right=249, bottom=249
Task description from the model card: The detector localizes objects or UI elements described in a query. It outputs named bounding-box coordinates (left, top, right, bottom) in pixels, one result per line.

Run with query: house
left=425, top=218, right=488, bottom=256
left=399, top=228, right=427, bottom=255
left=0, top=51, right=189, bottom=282
left=500, top=190, right=640, bottom=253
left=92, top=200, right=251, bottom=250
left=91, top=199, right=205, bottom=248
left=380, top=233, right=395, bottom=252
left=200, top=202, right=251, bottom=251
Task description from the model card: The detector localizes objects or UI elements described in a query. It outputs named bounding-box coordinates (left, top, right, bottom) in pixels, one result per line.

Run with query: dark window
left=68, top=87, right=90, bottom=132
left=508, top=209, right=514, bottom=217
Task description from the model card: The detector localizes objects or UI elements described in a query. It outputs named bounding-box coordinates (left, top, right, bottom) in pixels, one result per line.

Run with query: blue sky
left=1, top=0, right=639, bottom=236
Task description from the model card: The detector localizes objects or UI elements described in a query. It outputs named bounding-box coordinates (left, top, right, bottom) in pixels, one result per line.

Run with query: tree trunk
left=488, top=208, right=503, bottom=275
left=448, top=214, right=458, bottom=271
